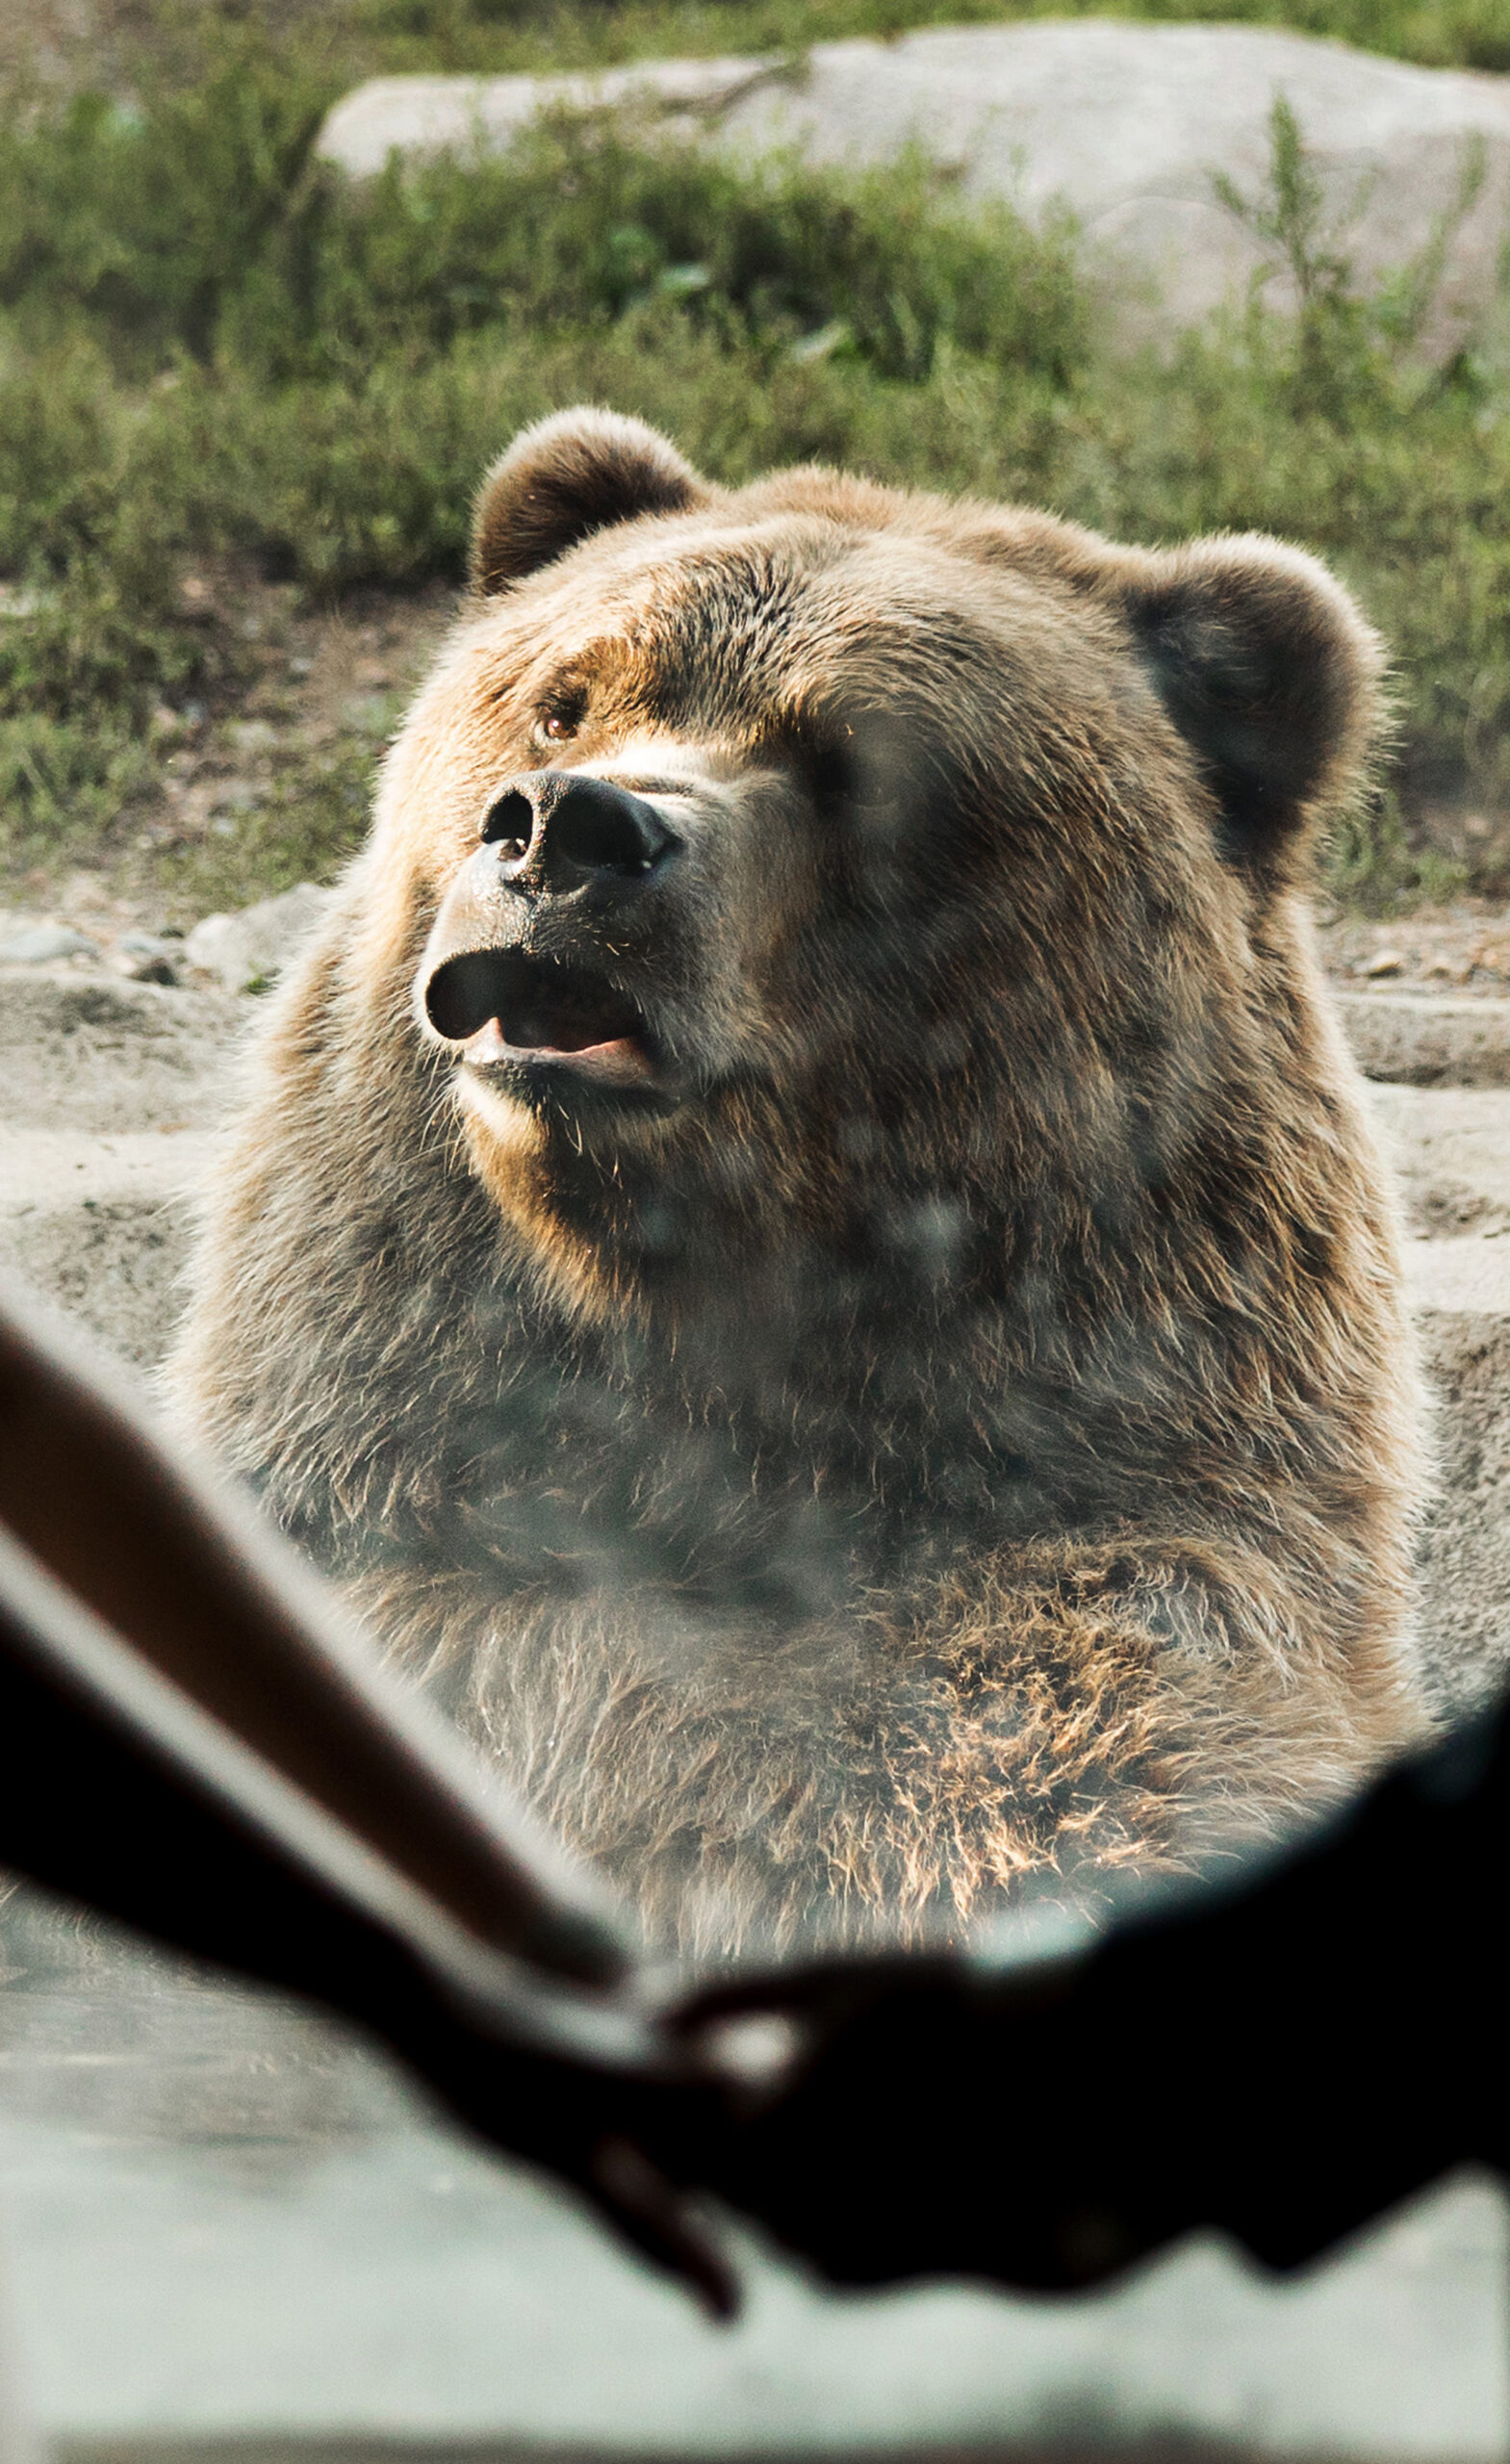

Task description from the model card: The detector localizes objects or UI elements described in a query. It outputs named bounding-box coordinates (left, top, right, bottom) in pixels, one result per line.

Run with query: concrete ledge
left=1403, top=1233, right=1510, bottom=1316
left=1337, top=992, right=1510, bottom=1087
left=1415, top=1309, right=1510, bottom=1715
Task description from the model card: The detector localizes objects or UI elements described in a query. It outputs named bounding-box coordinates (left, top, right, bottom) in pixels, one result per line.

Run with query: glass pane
left=4, top=46, right=1510, bottom=2441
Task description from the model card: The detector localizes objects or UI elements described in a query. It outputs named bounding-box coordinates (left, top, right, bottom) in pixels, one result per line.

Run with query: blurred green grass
left=60, top=0, right=1510, bottom=86
left=3, top=16, right=1510, bottom=909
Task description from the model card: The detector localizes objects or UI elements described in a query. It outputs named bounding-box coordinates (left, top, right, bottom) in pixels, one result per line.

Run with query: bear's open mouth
left=424, top=948, right=657, bottom=1083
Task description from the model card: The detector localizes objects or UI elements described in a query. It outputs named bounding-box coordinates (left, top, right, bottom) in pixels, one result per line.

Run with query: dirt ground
left=0, top=574, right=456, bottom=946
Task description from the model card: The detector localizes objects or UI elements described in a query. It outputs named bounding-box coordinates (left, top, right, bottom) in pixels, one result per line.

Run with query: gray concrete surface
left=317, top=23, right=1510, bottom=355
left=0, top=973, right=240, bottom=1368
left=1366, top=1080, right=1510, bottom=1712
left=1, top=961, right=1508, bottom=2456
left=1339, top=995, right=1510, bottom=1091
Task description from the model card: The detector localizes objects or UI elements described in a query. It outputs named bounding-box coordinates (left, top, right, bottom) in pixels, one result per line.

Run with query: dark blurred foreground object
left=687, top=1697, right=1507, bottom=2291
left=0, top=1285, right=735, bottom=2313
left=0, top=1288, right=626, bottom=1987
left=3, top=1283, right=1507, bottom=2314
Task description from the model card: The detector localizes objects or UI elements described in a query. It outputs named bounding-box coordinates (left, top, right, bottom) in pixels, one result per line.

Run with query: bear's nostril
left=480, top=787, right=535, bottom=862
left=549, top=778, right=674, bottom=882
left=475, top=774, right=676, bottom=892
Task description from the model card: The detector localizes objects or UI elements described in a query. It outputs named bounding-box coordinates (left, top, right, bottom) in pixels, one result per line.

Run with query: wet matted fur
left=171, top=409, right=1426, bottom=1958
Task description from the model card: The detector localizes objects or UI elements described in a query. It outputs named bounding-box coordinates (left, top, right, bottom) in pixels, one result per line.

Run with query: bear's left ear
left=471, top=407, right=711, bottom=596
left=1119, top=535, right=1385, bottom=874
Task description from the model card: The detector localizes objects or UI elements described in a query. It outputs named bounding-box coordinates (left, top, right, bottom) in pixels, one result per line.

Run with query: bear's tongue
left=426, top=949, right=651, bottom=1070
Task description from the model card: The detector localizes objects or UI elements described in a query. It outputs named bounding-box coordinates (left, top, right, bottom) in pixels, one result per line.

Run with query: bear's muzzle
left=417, top=771, right=684, bottom=1096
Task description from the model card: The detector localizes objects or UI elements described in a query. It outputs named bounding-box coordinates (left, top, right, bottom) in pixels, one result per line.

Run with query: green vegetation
left=356, top=0, right=1510, bottom=79
left=3, top=21, right=1510, bottom=910
left=34, top=0, right=1510, bottom=90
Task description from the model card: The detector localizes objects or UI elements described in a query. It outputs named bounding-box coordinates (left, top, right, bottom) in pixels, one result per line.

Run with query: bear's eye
left=805, top=737, right=857, bottom=809
left=807, top=721, right=909, bottom=817
left=534, top=687, right=586, bottom=747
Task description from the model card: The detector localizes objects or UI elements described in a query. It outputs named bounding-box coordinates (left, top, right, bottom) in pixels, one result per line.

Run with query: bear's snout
left=413, top=766, right=710, bottom=1101
left=416, top=774, right=691, bottom=1096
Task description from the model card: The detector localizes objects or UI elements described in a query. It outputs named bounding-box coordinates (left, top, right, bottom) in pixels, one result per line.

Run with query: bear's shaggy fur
left=171, top=408, right=1425, bottom=1958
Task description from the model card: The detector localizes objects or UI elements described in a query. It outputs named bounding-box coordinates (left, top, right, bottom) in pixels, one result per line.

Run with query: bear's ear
left=471, top=408, right=710, bottom=596
left=1120, top=535, right=1385, bottom=875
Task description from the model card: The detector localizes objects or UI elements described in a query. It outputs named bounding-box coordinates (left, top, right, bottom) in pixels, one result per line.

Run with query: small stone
left=0, top=924, right=102, bottom=965
left=1364, top=950, right=1404, bottom=978
left=184, top=882, right=334, bottom=994
left=228, top=719, right=279, bottom=756
left=111, top=932, right=182, bottom=985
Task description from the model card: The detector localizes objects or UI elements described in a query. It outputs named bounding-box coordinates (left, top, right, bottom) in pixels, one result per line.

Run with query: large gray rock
left=318, top=22, right=1510, bottom=349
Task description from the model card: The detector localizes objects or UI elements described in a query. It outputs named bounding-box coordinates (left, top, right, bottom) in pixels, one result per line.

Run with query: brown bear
left=170, top=407, right=1426, bottom=1960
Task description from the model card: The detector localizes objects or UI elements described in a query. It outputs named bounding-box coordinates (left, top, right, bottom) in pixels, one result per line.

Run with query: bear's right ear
left=471, top=408, right=710, bottom=596
left=1115, top=534, right=1385, bottom=881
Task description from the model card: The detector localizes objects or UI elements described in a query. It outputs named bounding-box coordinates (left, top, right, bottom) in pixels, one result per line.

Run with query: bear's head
left=376, top=408, right=1381, bottom=1339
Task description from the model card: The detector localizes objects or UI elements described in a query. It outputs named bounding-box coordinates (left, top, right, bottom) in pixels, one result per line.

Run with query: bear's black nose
left=481, top=772, right=676, bottom=896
